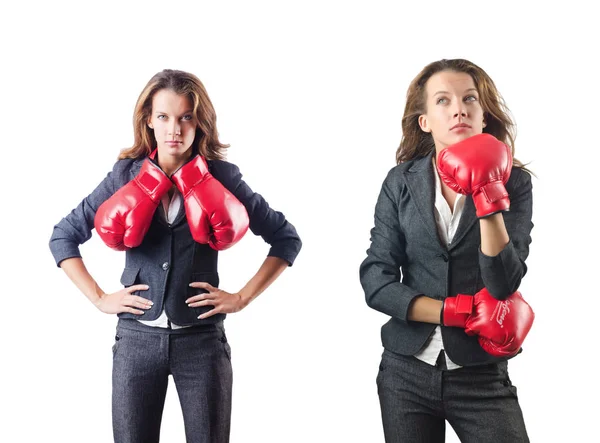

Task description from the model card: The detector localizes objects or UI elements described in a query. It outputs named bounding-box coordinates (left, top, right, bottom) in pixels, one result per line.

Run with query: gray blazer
left=49, top=155, right=302, bottom=326
left=359, top=151, right=533, bottom=366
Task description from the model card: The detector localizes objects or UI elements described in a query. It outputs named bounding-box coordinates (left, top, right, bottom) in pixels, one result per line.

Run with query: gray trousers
left=111, top=319, right=233, bottom=443
left=377, top=349, right=529, bottom=443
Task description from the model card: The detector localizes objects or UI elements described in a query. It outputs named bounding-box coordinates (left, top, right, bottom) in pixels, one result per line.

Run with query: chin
left=449, top=133, right=475, bottom=145
left=161, top=145, right=191, bottom=155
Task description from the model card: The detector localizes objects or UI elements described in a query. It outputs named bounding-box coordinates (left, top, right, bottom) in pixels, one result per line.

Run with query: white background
left=1, top=0, right=598, bottom=441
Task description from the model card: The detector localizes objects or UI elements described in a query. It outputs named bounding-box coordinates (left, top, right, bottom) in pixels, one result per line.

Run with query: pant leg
left=443, top=361, right=529, bottom=443
left=377, top=349, right=446, bottom=443
left=112, top=325, right=170, bottom=443
left=170, top=324, right=233, bottom=443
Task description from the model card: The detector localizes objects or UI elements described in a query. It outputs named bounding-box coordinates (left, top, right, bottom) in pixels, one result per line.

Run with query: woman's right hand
left=94, top=284, right=153, bottom=315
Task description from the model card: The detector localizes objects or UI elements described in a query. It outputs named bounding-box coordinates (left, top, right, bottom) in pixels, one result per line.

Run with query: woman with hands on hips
left=49, top=69, right=301, bottom=443
left=360, top=59, right=533, bottom=442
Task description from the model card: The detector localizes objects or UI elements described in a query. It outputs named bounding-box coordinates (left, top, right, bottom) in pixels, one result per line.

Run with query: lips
left=451, top=123, right=471, bottom=130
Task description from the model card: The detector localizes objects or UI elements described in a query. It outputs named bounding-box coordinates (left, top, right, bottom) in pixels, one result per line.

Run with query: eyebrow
left=154, top=110, right=194, bottom=115
left=433, top=88, right=478, bottom=96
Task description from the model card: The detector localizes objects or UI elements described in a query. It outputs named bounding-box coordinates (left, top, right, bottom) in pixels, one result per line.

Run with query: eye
left=181, top=115, right=193, bottom=121
left=464, top=95, right=478, bottom=102
left=157, top=114, right=167, bottom=120
left=436, top=97, right=448, bottom=105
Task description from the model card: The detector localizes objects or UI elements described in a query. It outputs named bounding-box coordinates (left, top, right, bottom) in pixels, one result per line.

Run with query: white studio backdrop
left=1, top=1, right=598, bottom=441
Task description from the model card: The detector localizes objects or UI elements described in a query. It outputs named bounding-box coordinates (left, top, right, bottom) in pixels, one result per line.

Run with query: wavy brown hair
left=119, top=69, right=229, bottom=160
left=396, top=59, right=527, bottom=171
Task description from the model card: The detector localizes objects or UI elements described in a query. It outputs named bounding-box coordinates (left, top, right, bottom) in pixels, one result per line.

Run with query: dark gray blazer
left=359, top=151, right=533, bottom=366
left=50, top=156, right=302, bottom=326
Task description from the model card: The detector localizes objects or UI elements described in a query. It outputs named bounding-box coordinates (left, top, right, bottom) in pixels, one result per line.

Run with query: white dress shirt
left=137, top=188, right=191, bottom=329
left=413, top=159, right=466, bottom=370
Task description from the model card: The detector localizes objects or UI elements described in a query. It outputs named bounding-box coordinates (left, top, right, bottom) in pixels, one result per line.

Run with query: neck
left=156, top=150, right=193, bottom=176
left=433, top=143, right=446, bottom=162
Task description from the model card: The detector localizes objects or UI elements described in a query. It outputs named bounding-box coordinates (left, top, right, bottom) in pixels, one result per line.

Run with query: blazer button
left=440, top=253, right=449, bottom=262
left=162, top=262, right=170, bottom=271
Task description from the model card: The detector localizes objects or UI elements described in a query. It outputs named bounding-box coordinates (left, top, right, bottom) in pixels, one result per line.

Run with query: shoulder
left=207, top=158, right=241, bottom=175
left=108, top=157, right=144, bottom=190
left=382, top=155, right=427, bottom=187
left=506, top=166, right=532, bottom=192
left=385, top=161, right=412, bottom=180
left=111, top=157, right=140, bottom=175
left=207, top=159, right=243, bottom=187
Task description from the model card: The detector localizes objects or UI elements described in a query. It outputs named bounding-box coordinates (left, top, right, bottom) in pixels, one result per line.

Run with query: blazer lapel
left=403, top=152, right=443, bottom=248
left=448, top=195, right=478, bottom=251
left=130, top=157, right=144, bottom=178
left=171, top=198, right=187, bottom=226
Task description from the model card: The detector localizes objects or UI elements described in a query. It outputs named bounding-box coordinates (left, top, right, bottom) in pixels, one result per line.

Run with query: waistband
left=117, top=318, right=224, bottom=335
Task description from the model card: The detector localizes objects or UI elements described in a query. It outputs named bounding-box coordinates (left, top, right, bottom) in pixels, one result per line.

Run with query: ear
left=418, top=115, right=430, bottom=133
left=147, top=119, right=153, bottom=129
left=482, top=119, right=487, bottom=128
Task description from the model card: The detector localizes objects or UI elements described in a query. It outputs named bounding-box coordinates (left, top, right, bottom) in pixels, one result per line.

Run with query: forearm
left=59, top=257, right=105, bottom=307
left=360, top=233, right=424, bottom=322
left=479, top=212, right=527, bottom=299
left=479, top=213, right=509, bottom=256
left=237, top=256, right=288, bottom=307
left=477, top=169, right=533, bottom=299
left=407, top=296, right=443, bottom=324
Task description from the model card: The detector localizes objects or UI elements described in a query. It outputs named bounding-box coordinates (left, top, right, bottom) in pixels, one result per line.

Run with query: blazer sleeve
left=478, top=167, right=534, bottom=299
left=359, top=169, right=423, bottom=322
left=48, top=159, right=132, bottom=267
left=209, top=160, right=302, bottom=266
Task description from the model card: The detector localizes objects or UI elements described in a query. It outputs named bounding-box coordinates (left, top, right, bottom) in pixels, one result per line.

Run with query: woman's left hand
left=186, top=282, right=246, bottom=319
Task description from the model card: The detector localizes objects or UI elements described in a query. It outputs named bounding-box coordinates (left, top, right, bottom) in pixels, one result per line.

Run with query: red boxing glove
left=95, top=157, right=172, bottom=250
left=442, top=288, right=535, bottom=357
left=437, top=133, right=513, bottom=218
left=171, top=155, right=249, bottom=250
left=471, top=290, right=535, bottom=357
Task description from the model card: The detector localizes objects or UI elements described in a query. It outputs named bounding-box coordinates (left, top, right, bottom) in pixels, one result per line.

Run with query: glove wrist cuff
left=442, top=294, right=473, bottom=328
left=172, top=155, right=209, bottom=195
left=473, top=183, right=510, bottom=218
left=136, top=160, right=172, bottom=202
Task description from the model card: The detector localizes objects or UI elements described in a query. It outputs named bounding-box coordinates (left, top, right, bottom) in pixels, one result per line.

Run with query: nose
left=168, top=121, right=181, bottom=136
left=453, top=101, right=467, bottom=118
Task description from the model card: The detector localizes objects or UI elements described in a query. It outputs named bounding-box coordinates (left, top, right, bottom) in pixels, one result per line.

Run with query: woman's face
left=418, top=70, right=485, bottom=152
left=148, top=88, right=197, bottom=160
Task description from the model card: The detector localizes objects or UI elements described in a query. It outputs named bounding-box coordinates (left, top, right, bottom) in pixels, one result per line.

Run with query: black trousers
left=112, top=319, right=233, bottom=443
left=377, top=348, right=529, bottom=443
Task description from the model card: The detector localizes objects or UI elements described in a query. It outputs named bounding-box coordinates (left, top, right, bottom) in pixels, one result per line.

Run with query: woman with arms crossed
left=49, top=69, right=301, bottom=443
left=360, top=59, right=534, bottom=442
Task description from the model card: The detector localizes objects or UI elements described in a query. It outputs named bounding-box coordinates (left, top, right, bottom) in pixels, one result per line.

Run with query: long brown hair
left=119, top=69, right=229, bottom=160
left=396, top=59, right=527, bottom=170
